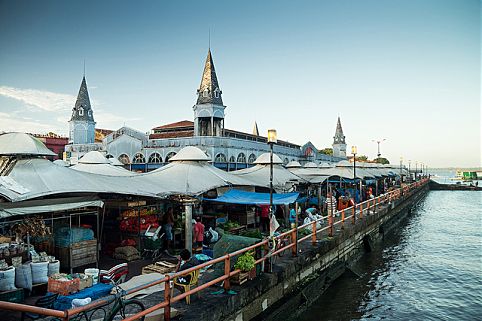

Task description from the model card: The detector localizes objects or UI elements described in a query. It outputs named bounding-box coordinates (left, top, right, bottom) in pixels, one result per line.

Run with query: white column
left=185, top=204, right=193, bottom=254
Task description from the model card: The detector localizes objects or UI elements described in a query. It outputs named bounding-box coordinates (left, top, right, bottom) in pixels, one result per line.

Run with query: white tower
left=332, top=117, right=347, bottom=158
left=68, top=76, right=96, bottom=144
left=193, top=49, right=225, bottom=137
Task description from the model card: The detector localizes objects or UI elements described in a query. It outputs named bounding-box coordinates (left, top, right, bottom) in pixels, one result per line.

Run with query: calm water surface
left=297, top=191, right=482, bottom=321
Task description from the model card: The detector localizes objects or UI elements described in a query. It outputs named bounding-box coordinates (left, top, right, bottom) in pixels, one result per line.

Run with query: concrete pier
left=174, top=183, right=429, bottom=321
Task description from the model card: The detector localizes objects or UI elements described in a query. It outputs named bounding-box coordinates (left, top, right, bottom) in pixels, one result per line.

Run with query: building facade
left=66, top=49, right=347, bottom=169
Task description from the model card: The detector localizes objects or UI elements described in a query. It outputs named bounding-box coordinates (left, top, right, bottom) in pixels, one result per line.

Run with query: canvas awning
left=0, top=196, right=104, bottom=218
left=205, top=189, right=299, bottom=205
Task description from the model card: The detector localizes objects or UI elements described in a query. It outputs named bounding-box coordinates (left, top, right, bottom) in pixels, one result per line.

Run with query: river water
left=296, top=190, right=482, bottom=321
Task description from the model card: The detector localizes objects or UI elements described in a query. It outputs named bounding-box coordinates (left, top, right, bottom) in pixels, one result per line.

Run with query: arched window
left=214, top=88, right=220, bottom=98
left=203, top=88, right=209, bottom=98
left=237, top=153, right=246, bottom=163
left=79, top=107, right=84, bottom=116
left=284, top=158, right=289, bottom=165
left=248, top=153, right=256, bottom=164
left=215, top=153, right=227, bottom=163
left=118, top=154, right=130, bottom=165
left=133, top=153, right=146, bottom=164
left=229, top=156, right=235, bottom=163
left=88, top=110, right=92, bottom=117
left=106, top=154, right=113, bottom=159
left=165, top=152, right=177, bottom=162
left=148, top=152, right=162, bottom=164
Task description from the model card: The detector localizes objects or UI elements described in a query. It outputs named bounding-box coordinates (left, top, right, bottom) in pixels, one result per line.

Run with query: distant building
left=332, top=117, right=347, bottom=158
left=65, top=49, right=347, bottom=169
left=33, top=132, right=68, bottom=160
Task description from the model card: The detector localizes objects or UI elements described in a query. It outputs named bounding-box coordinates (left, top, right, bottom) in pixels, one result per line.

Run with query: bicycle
left=68, top=276, right=145, bottom=321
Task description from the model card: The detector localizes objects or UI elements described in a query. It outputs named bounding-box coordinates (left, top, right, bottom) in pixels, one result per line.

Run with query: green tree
left=320, top=148, right=333, bottom=155
left=356, top=155, right=368, bottom=161
left=374, top=157, right=390, bottom=164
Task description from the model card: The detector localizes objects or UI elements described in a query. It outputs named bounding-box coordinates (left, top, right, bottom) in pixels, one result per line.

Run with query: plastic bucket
left=84, top=268, right=99, bottom=285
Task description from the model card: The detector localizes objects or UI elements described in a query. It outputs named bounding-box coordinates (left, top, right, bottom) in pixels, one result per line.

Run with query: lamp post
left=267, top=129, right=277, bottom=233
left=408, top=160, right=411, bottom=182
left=415, top=161, right=418, bottom=181
left=352, top=146, right=357, bottom=204
left=372, top=139, right=386, bottom=158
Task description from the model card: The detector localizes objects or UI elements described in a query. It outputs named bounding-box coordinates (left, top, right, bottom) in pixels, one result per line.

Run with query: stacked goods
left=55, top=240, right=97, bottom=270
left=120, top=215, right=158, bottom=233
left=0, top=243, right=28, bottom=265
left=113, top=246, right=140, bottom=262
left=48, top=273, right=80, bottom=296
left=11, top=217, right=51, bottom=239
left=54, top=227, right=94, bottom=247
left=120, top=208, right=156, bottom=218
left=0, top=266, right=16, bottom=291
left=15, top=263, right=32, bottom=291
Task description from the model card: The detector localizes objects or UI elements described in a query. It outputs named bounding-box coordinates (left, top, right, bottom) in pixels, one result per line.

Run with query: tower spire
left=333, top=116, right=345, bottom=144
left=196, top=49, right=223, bottom=105
left=70, top=76, right=94, bottom=122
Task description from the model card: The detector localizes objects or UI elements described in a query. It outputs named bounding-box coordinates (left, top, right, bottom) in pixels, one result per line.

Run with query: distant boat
left=456, top=170, right=479, bottom=181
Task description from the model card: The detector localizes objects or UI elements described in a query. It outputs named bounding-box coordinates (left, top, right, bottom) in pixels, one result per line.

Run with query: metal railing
left=0, top=178, right=429, bottom=321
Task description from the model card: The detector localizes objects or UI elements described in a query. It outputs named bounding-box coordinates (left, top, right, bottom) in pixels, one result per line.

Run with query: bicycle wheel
left=108, top=299, right=145, bottom=321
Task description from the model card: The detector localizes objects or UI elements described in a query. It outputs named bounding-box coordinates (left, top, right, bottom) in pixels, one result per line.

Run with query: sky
left=0, top=0, right=480, bottom=168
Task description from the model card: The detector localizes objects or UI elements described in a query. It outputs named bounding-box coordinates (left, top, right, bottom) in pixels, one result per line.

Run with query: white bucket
left=84, top=268, right=99, bottom=285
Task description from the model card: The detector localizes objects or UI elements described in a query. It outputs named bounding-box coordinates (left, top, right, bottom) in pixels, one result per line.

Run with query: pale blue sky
left=0, top=0, right=480, bottom=167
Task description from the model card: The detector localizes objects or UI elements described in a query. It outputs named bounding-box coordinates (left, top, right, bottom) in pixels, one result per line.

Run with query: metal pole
left=185, top=204, right=193, bottom=254
left=269, top=143, right=274, bottom=222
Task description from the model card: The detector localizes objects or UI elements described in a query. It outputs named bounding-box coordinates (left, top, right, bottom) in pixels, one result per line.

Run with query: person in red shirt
left=260, top=205, right=270, bottom=233
left=193, top=216, right=205, bottom=248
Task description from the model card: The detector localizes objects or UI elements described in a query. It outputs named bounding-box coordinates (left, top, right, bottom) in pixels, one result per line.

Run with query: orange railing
left=0, top=178, right=429, bottom=321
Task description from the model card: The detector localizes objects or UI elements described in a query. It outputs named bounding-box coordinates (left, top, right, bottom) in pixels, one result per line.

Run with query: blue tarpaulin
left=206, top=190, right=299, bottom=205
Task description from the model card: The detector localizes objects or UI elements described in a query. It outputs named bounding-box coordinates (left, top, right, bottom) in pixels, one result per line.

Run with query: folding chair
left=171, top=269, right=200, bottom=304
left=99, top=263, right=129, bottom=285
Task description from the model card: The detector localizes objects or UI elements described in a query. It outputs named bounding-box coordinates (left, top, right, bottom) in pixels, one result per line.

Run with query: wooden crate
left=55, top=239, right=97, bottom=270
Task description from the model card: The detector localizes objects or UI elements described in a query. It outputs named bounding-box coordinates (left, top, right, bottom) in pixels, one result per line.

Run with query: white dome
left=336, top=160, right=352, bottom=167
left=109, top=157, right=125, bottom=166
left=79, top=151, right=110, bottom=164
left=318, top=162, right=333, bottom=168
left=0, top=133, right=56, bottom=156
left=253, top=153, right=283, bottom=165
left=304, top=162, right=318, bottom=168
left=285, top=161, right=302, bottom=168
left=53, top=159, right=70, bottom=167
left=169, top=146, right=210, bottom=162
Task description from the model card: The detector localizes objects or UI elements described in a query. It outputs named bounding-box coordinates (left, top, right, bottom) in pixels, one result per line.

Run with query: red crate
left=47, top=277, right=80, bottom=296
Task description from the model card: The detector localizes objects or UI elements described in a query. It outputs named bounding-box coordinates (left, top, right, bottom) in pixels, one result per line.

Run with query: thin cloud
left=0, top=86, right=75, bottom=112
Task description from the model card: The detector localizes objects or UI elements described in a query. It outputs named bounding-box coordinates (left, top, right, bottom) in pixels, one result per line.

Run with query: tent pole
left=185, top=203, right=193, bottom=254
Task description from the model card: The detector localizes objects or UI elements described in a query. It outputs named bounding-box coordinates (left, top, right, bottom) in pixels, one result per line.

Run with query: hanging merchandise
left=11, top=217, right=51, bottom=239
left=31, top=261, right=49, bottom=284
left=0, top=266, right=16, bottom=291
left=15, top=263, right=32, bottom=291
left=48, top=260, right=60, bottom=276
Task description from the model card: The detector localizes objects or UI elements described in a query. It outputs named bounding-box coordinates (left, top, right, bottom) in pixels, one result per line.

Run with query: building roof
left=0, top=133, right=56, bottom=156
left=196, top=49, right=223, bottom=105
left=70, top=76, right=94, bottom=122
left=149, top=130, right=194, bottom=140
left=333, top=116, right=345, bottom=144
left=152, top=120, right=194, bottom=131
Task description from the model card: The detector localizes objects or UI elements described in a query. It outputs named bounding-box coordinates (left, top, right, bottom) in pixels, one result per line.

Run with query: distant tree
left=374, top=157, right=390, bottom=164
left=356, top=155, right=368, bottom=161
left=320, top=148, right=333, bottom=156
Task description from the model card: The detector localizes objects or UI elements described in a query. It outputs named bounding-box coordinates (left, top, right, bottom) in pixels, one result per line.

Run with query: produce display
left=11, top=217, right=50, bottom=238
left=120, top=214, right=158, bottom=233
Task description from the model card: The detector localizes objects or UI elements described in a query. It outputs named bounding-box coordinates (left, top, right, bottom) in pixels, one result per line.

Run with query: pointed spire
left=333, top=116, right=345, bottom=144
left=70, top=76, right=94, bottom=122
left=252, top=121, right=259, bottom=136
left=196, top=49, right=223, bottom=105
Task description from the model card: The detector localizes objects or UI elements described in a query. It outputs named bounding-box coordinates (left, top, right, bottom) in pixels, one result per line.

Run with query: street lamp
left=372, top=139, right=386, bottom=158
left=352, top=146, right=357, bottom=204
left=408, top=160, right=411, bottom=182
left=267, top=129, right=277, bottom=232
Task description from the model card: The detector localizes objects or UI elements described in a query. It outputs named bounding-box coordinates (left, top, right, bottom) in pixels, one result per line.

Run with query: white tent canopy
left=0, top=133, right=56, bottom=156
left=139, top=146, right=256, bottom=196
left=71, top=151, right=135, bottom=176
left=231, top=153, right=305, bottom=192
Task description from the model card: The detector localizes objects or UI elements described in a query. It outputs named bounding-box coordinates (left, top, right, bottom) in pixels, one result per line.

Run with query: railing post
left=341, top=209, right=345, bottom=229
left=359, top=203, right=363, bottom=219
left=224, top=255, right=231, bottom=291
left=352, top=206, right=356, bottom=225
left=328, top=212, right=333, bottom=237
left=164, top=275, right=171, bottom=321
left=291, top=228, right=297, bottom=257
left=311, top=221, right=317, bottom=245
